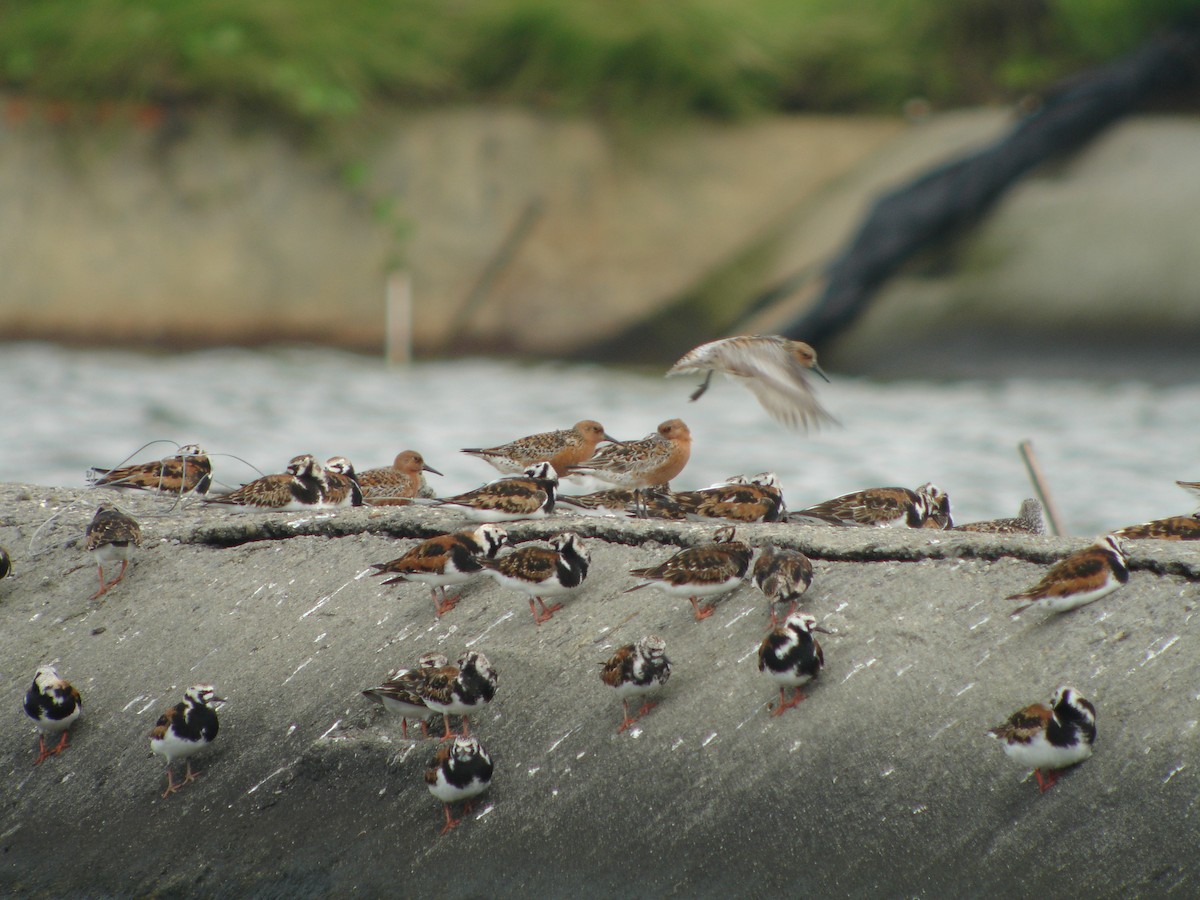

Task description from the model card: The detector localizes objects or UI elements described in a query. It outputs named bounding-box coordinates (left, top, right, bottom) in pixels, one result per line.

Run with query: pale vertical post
left=385, top=270, right=412, bottom=366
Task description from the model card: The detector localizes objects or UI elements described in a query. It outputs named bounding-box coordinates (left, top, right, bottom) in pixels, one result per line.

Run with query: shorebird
left=569, top=419, right=692, bottom=497
left=88, top=444, right=213, bottom=495
left=1112, top=513, right=1200, bottom=541
left=793, top=483, right=951, bottom=529
left=1006, top=535, right=1128, bottom=618
left=751, top=544, right=814, bottom=623
left=462, top=420, right=618, bottom=477
left=417, top=652, right=498, bottom=740
left=599, top=636, right=671, bottom=733
left=371, top=524, right=509, bottom=616
left=638, top=473, right=786, bottom=523
left=989, top=686, right=1096, bottom=792
left=625, top=526, right=752, bottom=621
left=425, top=736, right=493, bottom=834
left=757, top=613, right=829, bottom=715
left=149, top=685, right=225, bottom=799
left=322, top=457, right=364, bottom=507
left=476, top=532, right=590, bottom=624
left=23, top=666, right=82, bottom=765
left=428, top=462, right=558, bottom=522
left=201, top=453, right=325, bottom=511
left=953, top=499, right=1045, bottom=534
left=85, top=503, right=142, bottom=600
left=667, top=334, right=835, bottom=431
left=362, top=652, right=449, bottom=739
left=358, top=450, right=442, bottom=505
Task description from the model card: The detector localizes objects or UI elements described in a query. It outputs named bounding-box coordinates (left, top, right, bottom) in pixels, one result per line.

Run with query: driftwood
left=769, top=28, right=1200, bottom=346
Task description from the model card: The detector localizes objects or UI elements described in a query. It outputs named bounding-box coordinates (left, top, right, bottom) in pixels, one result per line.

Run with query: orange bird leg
left=770, top=687, right=807, bottom=717
left=439, top=714, right=455, bottom=741
left=161, top=767, right=182, bottom=799
left=690, top=596, right=716, bottom=621
left=529, top=597, right=563, bottom=625
left=182, top=760, right=202, bottom=785
left=90, top=566, right=110, bottom=600
left=459, top=715, right=471, bottom=737
left=433, top=587, right=460, bottom=617
left=440, top=804, right=462, bottom=835
left=400, top=718, right=410, bottom=740
left=1035, top=768, right=1059, bottom=793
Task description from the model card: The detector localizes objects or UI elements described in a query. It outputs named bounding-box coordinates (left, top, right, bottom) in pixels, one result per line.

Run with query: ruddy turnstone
left=88, top=444, right=213, bottom=495
left=477, top=532, right=590, bottom=624
left=358, top=450, right=442, bottom=505
left=569, top=419, right=692, bottom=493
left=667, top=334, right=835, bottom=431
left=418, top=651, right=499, bottom=739
left=559, top=486, right=667, bottom=516
left=429, top=462, right=558, bottom=522
left=1112, top=513, right=1200, bottom=541
left=322, top=456, right=364, bottom=507
left=201, top=453, right=325, bottom=511
left=625, top=526, right=752, bottom=621
left=752, top=544, right=814, bottom=623
left=599, top=636, right=671, bottom=733
left=85, top=503, right=142, bottom=600
left=362, top=652, right=449, bottom=739
left=462, top=420, right=618, bottom=477
left=640, top=473, right=786, bottom=523
left=425, top=735, right=494, bottom=834
left=1007, top=534, right=1129, bottom=618
left=953, top=498, right=1045, bottom=535
left=758, top=612, right=829, bottom=715
left=149, top=684, right=224, bottom=799
left=793, top=483, right=951, bottom=529
left=989, top=686, right=1096, bottom=792
left=23, top=666, right=82, bottom=765
left=371, top=524, right=509, bottom=616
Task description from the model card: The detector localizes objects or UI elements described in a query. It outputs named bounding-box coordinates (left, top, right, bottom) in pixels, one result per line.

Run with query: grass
left=0, top=0, right=1194, bottom=129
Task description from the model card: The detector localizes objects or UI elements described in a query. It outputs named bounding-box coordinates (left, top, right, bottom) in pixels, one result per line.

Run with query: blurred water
left=3, top=342, right=1197, bottom=536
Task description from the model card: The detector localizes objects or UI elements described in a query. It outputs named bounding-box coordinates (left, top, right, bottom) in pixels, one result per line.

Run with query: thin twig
left=1018, top=440, right=1064, bottom=536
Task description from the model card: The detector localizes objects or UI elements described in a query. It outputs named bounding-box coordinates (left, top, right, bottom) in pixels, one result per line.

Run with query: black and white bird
left=757, top=613, right=829, bottom=716
left=425, top=735, right=494, bottom=834
left=793, top=483, right=951, bottom=529
left=371, top=524, right=508, bottom=617
left=599, top=636, right=671, bottom=732
left=322, top=456, right=364, bottom=507
left=85, top=503, right=143, bottom=600
left=23, top=665, right=83, bottom=765
left=149, top=684, right=225, bottom=798
left=427, top=462, right=559, bottom=522
left=989, top=686, right=1097, bottom=793
left=476, top=532, right=590, bottom=625
left=625, top=526, right=752, bottom=621
left=418, top=652, right=499, bottom=740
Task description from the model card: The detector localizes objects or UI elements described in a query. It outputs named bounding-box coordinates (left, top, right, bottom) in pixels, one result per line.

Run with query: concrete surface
left=1, top=482, right=1198, bottom=897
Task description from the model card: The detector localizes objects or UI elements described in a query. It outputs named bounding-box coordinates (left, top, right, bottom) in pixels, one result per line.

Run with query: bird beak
left=210, top=695, right=228, bottom=707
left=812, top=362, right=831, bottom=383
left=424, top=464, right=444, bottom=476
left=812, top=624, right=835, bottom=635
left=602, top=432, right=622, bottom=444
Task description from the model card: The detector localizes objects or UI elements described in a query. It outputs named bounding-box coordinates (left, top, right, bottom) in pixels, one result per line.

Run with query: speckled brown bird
left=462, top=420, right=618, bottom=477
left=429, top=462, right=558, bottom=522
left=1006, top=535, right=1129, bottom=618
left=793, top=483, right=951, bottom=529
left=476, top=533, right=590, bottom=624
left=85, top=503, right=142, bottom=600
left=558, top=486, right=667, bottom=515
left=201, top=453, right=325, bottom=511
left=569, top=419, right=692, bottom=491
left=668, top=334, right=835, bottom=431
left=599, top=636, right=671, bottom=732
left=953, top=499, right=1045, bottom=535
left=322, top=456, right=363, bottom=507
left=417, top=652, right=498, bottom=740
left=371, top=524, right=508, bottom=616
left=625, top=526, right=752, bottom=621
left=88, top=444, right=213, bottom=495
left=638, top=473, right=786, bottom=523
left=358, top=450, right=442, bottom=505
left=1112, top=513, right=1200, bottom=541
left=752, top=544, right=814, bottom=623
left=362, top=652, right=449, bottom=739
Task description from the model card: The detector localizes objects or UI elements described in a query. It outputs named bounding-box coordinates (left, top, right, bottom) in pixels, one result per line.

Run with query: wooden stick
left=1018, top=440, right=1064, bottom=536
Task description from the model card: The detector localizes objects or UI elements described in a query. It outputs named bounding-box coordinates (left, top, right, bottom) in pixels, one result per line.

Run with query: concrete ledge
left=1, top=483, right=1198, bottom=895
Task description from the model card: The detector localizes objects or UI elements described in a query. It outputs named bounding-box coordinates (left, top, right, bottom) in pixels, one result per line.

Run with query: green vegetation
left=0, top=0, right=1193, bottom=127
